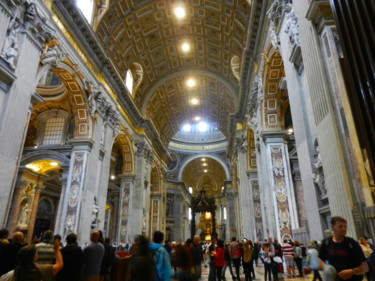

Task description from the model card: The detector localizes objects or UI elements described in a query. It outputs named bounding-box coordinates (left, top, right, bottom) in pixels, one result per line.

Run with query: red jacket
left=215, top=247, right=225, bottom=267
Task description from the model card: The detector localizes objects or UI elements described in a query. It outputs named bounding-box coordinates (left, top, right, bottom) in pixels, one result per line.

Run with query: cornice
left=227, top=0, right=271, bottom=158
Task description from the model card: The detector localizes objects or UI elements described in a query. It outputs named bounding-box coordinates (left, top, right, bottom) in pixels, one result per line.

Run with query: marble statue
left=311, top=145, right=327, bottom=198
left=40, top=39, right=66, bottom=67
left=18, top=202, right=30, bottom=226
left=284, top=5, right=300, bottom=46
left=270, top=23, right=279, bottom=50
left=91, top=197, right=100, bottom=229
left=0, top=17, right=20, bottom=69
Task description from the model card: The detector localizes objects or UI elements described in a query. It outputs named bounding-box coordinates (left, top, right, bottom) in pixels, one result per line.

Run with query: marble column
left=172, top=193, right=184, bottom=242
left=127, top=138, right=152, bottom=241
left=149, top=194, right=161, bottom=237
left=0, top=1, right=54, bottom=226
left=226, top=188, right=237, bottom=239
left=118, top=174, right=135, bottom=243
left=58, top=142, right=92, bottom=242
left=27, top=185, right=43, bottom=243
left=6, top=179, right=27, bottom=233
left=53, top=169, right=69, bottom=234
left=293, top=0, right=356, bottom=236
left=234, top=132, right=255, bottom=240
left=263, top=132, right=299, bottom=241
left=248, top=171, right=264, bottom=241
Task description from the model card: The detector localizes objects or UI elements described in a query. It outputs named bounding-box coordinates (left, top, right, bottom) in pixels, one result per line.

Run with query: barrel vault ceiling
left=95, top=0, right=252, bottom=146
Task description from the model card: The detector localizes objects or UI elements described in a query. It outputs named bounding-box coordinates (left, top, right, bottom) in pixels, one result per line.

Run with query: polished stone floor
left=200, top=263, right=308, bottom=281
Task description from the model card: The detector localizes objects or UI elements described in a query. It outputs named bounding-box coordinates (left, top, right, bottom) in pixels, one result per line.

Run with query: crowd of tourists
left=0, top=216, right=374, bottom=281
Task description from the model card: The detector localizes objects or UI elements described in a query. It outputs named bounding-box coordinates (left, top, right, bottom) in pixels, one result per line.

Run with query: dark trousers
left=264, top=263, right=272, bottom=281
left=243, top=261, right=252, bottom=281
left=209, top=264, right=216, bottom=281
left=295, top=257, right=303, bottom=276
left=216, top=267, right=223, bottom=281
left=250, top=259, right=255, bottom=278
left=312, top=269, right=322, bottom=281
left=271, top=260, right=278, bottom=279
left=232, top=258, right=241, bottom=280
left=222, top=261, right=235, bottom=278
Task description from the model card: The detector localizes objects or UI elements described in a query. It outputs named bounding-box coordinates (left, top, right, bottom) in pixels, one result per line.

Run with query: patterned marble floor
left=199, top=264, right=307, bottom=281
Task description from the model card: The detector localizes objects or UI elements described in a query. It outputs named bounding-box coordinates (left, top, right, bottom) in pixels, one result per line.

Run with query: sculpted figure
left=40, top=39, right=66, bottom=67
left=1, top=17, right=21, bottom=69
left=284, top=5, right=300, bottom=46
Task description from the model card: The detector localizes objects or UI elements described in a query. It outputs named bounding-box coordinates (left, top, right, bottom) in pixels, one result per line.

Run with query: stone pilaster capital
left=235, top=131, right=248, bottom=154
left=119, top=174, right=136, bottom=185
left=68, top=139, right=94, bottom=151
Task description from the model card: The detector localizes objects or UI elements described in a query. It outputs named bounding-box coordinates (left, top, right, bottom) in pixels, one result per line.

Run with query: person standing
left=281, top=239, right=295, bottom=278
left=260, top=244, right=272, bottom=281
left=294, top=241, right=303, bottom=277
left=56, top=233, right=83, bottom=281
left=127, top=235, right=157, bottom=281
left=229, top=237, right=240, bottom=281
left=0, top=232, right=24, bottom=276
left=207, top=237, right=217, bottom=281
left=222, top=243, right=235, bottom=281
left=242, top=241, right=252, bottom=281
left=35, top=230, right=55, bottom=264
left=82, top=230, right=105, bottom=281
left=99, top=232, right=115, bottom=281
left=306, top=242, right=322, bottom=281
left=149, top=231, right=172, bottom=281
left=319, top=216, right=368, bottom=281
left=215, top=240, right=225, bottom=281
left=191, top=235, right=203, bottom=281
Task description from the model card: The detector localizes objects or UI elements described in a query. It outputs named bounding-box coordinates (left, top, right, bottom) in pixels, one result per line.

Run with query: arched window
left=37, top=110, right=70, bottom=146
left=77, top=0, right=94, bottom=23
left=125, top=70, right=134, bottom=94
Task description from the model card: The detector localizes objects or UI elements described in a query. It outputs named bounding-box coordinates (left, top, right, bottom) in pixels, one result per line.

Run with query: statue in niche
left=0, top=17, right=21, bottom=69
left=311, top=145, right=327, bottom=198
left=17, top=201, right=30, bottom=227
left=91, top=197, right=100, bottom=230
left=284, top=4, right=300, bottom=46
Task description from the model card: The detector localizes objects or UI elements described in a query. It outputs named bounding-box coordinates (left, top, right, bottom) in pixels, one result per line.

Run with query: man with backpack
left=319, top=216, right=368, bottom=281
left=149, top=231, right=172, bottom=281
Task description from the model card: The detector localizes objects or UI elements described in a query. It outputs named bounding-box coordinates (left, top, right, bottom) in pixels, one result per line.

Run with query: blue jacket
left=149, top=242, right=172, bottom=281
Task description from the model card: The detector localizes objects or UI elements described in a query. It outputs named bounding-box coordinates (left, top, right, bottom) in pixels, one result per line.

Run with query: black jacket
left=56, top=245, right=83, bottom=281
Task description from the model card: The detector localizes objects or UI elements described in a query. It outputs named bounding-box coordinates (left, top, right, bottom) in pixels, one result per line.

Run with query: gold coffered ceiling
left=182, top=157, right=226, bottom=196
left=96, top=0, right=251, bottom=145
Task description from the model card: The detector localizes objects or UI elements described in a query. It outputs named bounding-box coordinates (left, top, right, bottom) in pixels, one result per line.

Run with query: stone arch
left=131, top=62, right=144, bottom=95
left=261, top=48, right=287, bottom=131
left=151, top=165, right=161, bottom=193
left=178, top=154, right=230, bottom=181
left=231, top=55, right=241, bottom=81
left=92, top=0, right=110, bottom=31
left=21, top=150, right=70, bottom=167
left=112, top=133, right=134, bottom=174
left=35, top=56, right=91, bottom=139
